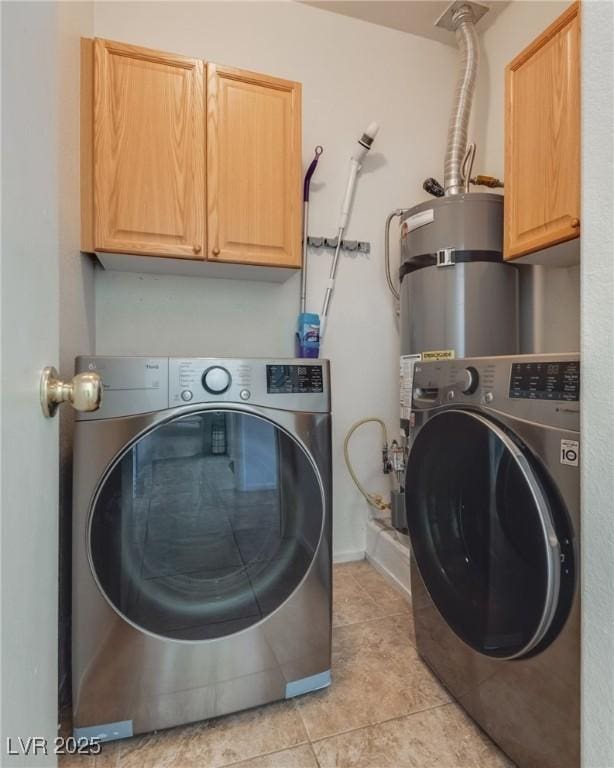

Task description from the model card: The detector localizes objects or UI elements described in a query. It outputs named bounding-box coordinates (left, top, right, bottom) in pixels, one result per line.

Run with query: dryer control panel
left=168, top=358, right=329, bottom=413
left=75, top=357, right=331, bottom=419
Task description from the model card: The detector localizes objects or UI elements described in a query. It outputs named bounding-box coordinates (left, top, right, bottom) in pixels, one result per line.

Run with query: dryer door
left=405, top=409, right=571, bottom=659
left=89, top=409, right=324, bottom=641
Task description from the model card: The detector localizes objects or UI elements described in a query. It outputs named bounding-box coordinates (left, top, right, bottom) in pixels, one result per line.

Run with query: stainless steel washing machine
left=406, top=354, right=580, bottom=768
left=72, top=357, right=332, bottom=741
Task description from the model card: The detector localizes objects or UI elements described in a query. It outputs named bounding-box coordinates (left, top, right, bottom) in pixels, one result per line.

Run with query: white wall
left=93, top=0, right=457, bottom=559
left=581, top=2, right=614, bottom=765
left=473, top=0, right=580, bottom=354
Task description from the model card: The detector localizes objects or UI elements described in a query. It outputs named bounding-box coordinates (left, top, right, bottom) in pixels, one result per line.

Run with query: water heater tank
left=400, top=193, right=518, bottom=360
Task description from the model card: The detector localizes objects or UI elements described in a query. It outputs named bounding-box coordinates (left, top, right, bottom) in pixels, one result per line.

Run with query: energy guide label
left=400, top=355, right=421, bottom=420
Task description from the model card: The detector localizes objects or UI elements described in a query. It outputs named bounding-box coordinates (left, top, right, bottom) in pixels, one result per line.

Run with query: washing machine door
left=405, top=409, right=569, bottom=659
left=89, top=409, right=324, bottom=641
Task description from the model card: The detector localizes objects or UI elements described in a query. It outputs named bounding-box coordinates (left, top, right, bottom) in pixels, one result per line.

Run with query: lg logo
left=560, top=439, right=579, bottom=467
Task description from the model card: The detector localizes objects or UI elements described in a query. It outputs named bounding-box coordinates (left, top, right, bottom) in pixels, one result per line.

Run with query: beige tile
left=333, top=561, right=413, bottom=630
left=353, top=562, right=409, bottom=602
left=296, top=616, right=450, bottom=741
left=312, top=703, right=514, bottom=768
left=336, top=561, right=411, bottom=614
left=386, top=609, right=416, bottom=647
left=118, top=701, right=308, bottom=768
left=333, top=572, right=393, bottom=627
left=59, top=742, right=120, bottom=768
left=227, top=744, right=318, bottom=768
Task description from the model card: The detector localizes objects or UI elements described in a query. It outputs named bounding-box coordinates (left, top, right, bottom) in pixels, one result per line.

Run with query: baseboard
left=365, top=519, right=411, bottom=599
left=332, top=549, right=365, bottom=564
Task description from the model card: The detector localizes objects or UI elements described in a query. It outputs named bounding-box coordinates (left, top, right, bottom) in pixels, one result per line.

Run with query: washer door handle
left=40, top=366, right=102, bottom=418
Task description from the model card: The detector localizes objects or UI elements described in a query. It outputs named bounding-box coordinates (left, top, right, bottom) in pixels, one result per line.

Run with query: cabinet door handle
left=570, top=218, right=580, bottom=229
left=212, top=247, right=221, bottom=257
left=193, top=244, right=202, bottom=254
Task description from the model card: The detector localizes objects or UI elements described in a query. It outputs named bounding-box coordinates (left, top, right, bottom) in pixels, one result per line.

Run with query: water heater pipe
left=384, top=208, right=410, bottom=301
left=444, top=4, right=479, bottom=196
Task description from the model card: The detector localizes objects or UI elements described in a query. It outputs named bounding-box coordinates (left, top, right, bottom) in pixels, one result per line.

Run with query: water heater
left=399, top=193, right=518, bottom=360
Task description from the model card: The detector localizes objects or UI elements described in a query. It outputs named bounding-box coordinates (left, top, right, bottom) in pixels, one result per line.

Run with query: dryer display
left=266, top=364, right=323, bottom=394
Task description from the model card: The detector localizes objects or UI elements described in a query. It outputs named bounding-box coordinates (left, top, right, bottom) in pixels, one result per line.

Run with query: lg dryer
left=406, top=354, right=580, bottom=768
left=72, top=357, right=332, bottom=741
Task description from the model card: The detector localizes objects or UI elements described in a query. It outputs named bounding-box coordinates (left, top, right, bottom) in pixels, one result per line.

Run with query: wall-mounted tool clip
left=307, top=236, right=371, bottom=254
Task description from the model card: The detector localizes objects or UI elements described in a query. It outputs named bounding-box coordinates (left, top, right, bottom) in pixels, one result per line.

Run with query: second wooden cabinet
left=504, top=2, right=580, bottom=261
left=207, top=65, right=301, bottom=267
left=82, top=38, right=302, bottom=270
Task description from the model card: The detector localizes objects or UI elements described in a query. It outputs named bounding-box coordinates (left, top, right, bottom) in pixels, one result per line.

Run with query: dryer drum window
left=88, top=410, right=324, bottom=641
left=405, top=409, right=572, bottom=659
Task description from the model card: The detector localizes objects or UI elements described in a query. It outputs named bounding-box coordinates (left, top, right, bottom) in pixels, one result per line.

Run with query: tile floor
left=63, top=561, right=513, bottom=768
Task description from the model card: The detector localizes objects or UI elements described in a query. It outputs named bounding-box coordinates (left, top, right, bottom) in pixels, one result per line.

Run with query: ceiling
left=302, top=1, right=510, bottom=46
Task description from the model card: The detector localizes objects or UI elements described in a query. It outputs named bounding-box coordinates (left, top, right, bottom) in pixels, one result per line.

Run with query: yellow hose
left=343, top=418, right=390, bottom=512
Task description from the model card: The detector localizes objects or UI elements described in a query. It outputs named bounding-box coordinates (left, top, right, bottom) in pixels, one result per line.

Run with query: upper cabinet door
left=92, top=39, right=205, bottom=258
left=504, top=3, right=580, bottom=261
left=207, top=64, right=302, bottom=268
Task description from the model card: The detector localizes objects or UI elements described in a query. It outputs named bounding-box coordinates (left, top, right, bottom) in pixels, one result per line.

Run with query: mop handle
left=300, top=146, right=323, bottom=315
left=304, top=146, right=323, bottom=202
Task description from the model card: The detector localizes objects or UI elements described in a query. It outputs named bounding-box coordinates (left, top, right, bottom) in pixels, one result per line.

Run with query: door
left=2, top=2, right=62, bottom=764
left=405, top=410, right=574, bottom=659
left=504, top=2, right=580, bottom=260
left=91, top=38, right=205, bottom=259
left=207, top=64, right=302, bottom=268
left=88, top=410, right=324, bottom=641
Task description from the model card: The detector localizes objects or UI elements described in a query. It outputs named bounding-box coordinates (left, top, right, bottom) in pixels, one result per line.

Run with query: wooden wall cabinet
left=504, top=2, right=580, bottom=261
left=207, top=65, right=301, bottom=268
left=82, top=39, right=205, bottom=259
left=82, top=39, right=302, bottom=271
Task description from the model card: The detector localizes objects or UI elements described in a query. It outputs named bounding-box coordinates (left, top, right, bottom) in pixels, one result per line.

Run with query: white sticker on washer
left=400, top=354, right=422, bottom=421
left=560, top=439, right=580, bottom=467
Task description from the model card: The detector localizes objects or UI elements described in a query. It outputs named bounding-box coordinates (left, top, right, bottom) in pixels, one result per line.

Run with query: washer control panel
left=509, top=360, right=580, bottom=401
left=410, top=353, right=580, bottom=432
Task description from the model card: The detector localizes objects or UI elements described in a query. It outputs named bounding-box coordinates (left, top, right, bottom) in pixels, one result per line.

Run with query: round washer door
left=89, top=409, right=324, bottom=641
left=405, top=409, right=565, bottom=659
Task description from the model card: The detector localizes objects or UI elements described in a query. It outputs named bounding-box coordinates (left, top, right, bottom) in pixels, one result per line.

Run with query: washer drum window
left=89, top=410, right=324, bottom=641
left=405, top=410, right=573, bottom=659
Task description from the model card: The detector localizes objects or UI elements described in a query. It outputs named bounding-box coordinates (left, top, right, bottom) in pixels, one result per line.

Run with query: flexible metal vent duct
left=444, top=5, right=479, bottom=196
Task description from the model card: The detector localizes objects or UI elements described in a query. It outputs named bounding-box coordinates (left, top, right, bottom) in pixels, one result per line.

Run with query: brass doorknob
left=40, top=367, right=103, bottom=418
left=212, top=247, right=221, bottom=257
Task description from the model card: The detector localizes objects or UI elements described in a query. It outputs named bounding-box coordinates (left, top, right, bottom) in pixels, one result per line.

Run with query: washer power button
left=240, top=389, right=251, bottom=401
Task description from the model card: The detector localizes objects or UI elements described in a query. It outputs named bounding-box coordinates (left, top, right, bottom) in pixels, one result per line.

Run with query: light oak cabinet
left=207, top=65, right=302, bottom=267
left=82, top=39, right=205, bottom=258
left=504, top=2, right=580, bottom=261
left=82, top=39, right=302, bottom=271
